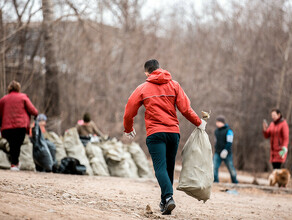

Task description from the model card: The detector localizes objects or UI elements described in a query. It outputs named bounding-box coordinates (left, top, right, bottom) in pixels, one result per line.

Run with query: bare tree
left=276, top=33, right=292, bottom=108
left=0, top=9, right=6, bottom=97
left=42, top=0, right=61, bottom=133
left=1, top=0, right=292, bottom=171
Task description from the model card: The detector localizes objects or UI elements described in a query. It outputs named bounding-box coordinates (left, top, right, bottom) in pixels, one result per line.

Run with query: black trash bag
left=57, top=157, right=86, bottom=175
left=45, top=139, right=59, bottom=172
left=46, top=139, right=56, bottom=161
left=31, top=120, right=53, bottom=172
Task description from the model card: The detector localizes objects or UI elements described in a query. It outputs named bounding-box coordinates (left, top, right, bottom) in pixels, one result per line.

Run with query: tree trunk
left=276, top=33, right=291, bottom=108
left=0, top=9, right=6, bottom=97
left=42, top=0, right=61, bottom=133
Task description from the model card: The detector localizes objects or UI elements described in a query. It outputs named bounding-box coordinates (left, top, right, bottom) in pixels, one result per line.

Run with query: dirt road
left=0, top=170, right=291, bottom=220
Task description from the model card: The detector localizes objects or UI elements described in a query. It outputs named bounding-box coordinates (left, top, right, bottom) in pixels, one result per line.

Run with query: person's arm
left=282, top=121, right=289, bottom=148
left=175, top=83, right=202, bottom=126
left=123, top=86, right=143, bottom=133
left=263, top=124, right=272, bottom=138
left=24, top=95, right=38, bottom=116
left=279, top=121, right=289, bottom=158
left=219, top=129, right=234, bottom=159
left=225, top=129, right=234, bottom=151
left=91, top=121, right=104, bottom=137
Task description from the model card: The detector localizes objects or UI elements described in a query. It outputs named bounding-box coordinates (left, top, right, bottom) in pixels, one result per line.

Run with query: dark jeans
left=146, top=132, right=180, bottom=201
left=213, top=152, right=238, bottom=183
left=2, top=128, right=26, bottom=165
left=272, top=162, right=282, bottom=169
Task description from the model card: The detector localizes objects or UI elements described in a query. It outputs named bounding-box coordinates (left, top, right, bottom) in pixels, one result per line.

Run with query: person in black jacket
left=213, top=115, right=238, bottom=183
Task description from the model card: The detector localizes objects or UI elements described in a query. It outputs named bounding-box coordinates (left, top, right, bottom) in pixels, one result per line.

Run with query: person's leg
left=2, top=128, right=26, bottom=166
left=165, top=133, right=180, bottom=186
left=146, top=133, right=173, bottom=201
left=272, top=162, right=282, bottom=169
left=157, top=133, right=179, bottom=215
left=213, top=153, right=222, bottom=182
left=224, top=153, right=238, bottom=183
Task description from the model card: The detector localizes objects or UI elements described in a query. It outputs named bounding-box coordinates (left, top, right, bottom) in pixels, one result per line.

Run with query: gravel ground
left=0, top=169, right=291, bottom=220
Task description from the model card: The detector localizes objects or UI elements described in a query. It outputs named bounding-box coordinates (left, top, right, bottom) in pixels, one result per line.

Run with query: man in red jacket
left=263, top=109, right=289, bottom=169
left=0, top=80, right=38, bottom=171
left=123, top=59, right=206, bottom=215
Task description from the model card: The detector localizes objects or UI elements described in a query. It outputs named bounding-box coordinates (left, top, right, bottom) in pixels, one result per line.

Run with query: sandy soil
left=0, top=169, right=292, bottom=220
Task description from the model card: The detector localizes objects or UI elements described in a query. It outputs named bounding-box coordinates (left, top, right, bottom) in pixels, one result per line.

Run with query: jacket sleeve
left=225, top=129, right=234, bottom=151
left=123, top=86, right=143, bottom=133
left=263, top=124, right=272, bottom=138
left=175, top=83, right=202, bottom=126
left=282, top=121, right=289, bottom=147
left=24, top=95, right=38, bottom=116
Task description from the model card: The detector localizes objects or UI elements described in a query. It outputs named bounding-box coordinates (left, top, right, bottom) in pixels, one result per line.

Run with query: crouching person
left=76, top=113, right=104, bottom=146
left=123, top=59, right=206, bottom=215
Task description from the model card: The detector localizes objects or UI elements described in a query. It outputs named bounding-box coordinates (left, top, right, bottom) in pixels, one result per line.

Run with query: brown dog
left=268, top=169, right=291, bottom=187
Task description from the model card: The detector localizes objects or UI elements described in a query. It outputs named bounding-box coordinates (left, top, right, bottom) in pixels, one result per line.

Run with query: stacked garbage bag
left=0, top=126, right=153, bottom=179
left=0, top=135, right=35, bottom=171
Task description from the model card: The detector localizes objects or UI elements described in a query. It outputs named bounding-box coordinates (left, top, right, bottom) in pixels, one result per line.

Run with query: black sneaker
left=162, top=197, right=176, bottom=215
left=159, top=201, right=165, bottom=212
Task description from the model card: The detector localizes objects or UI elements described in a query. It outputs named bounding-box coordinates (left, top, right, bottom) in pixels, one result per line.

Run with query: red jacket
left=263, top=118, right=289, bottom=163
left=124, top=69, right=202, bottom=137
left=0, top=92, right=38, bottom=133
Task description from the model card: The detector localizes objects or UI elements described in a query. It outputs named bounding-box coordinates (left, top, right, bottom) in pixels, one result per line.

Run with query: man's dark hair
left=144, top=59, right=160, bottom=74
left=83, top=113, right=91, bottom=123
left=271, top=108, right=282, bottom=117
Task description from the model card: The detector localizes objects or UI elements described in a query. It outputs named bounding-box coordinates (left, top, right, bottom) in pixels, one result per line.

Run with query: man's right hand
left=198, top=119, right=207, bottom=131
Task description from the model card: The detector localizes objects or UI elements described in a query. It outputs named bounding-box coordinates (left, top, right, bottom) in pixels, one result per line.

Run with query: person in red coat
left=263, top=109, right=289, bottom=169
left=0, top=80, right=38, bottom=171
left=123, top=59, right=206, bottom=215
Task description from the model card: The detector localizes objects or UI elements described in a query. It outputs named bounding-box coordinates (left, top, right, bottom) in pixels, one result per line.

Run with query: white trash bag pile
left=0, top=127, right=153, bottom=179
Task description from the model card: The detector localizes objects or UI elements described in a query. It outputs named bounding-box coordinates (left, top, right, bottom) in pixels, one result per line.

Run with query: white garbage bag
left=177, top=127, right=214, bottom=202
left=63, top=127, right=93, bottom=175
left=0, top=149, right=10, bottom=169
left=0, top=135, right=35, bottom=171
left=0, top=137, right=9, bottom=152
left=19, top=135, right=35, bottom=171
left=101, top=138, right=139, bottom=178
left=124, top=151, right=139, bottom=178
left=126, top=142, right=153, bottom=178
left=85, top=142, right=110, bottom=176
